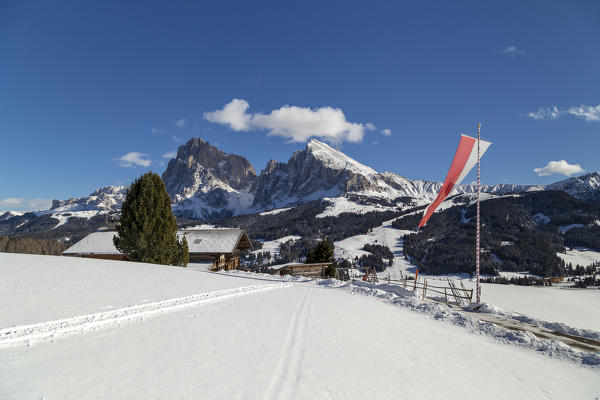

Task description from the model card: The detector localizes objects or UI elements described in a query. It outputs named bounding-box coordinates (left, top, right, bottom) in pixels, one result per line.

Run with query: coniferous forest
left=397, top=191, right=600, bottom=277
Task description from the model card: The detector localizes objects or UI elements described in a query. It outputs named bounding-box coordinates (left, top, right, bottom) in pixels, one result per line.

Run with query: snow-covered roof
left=271, top=262, right=334, bottom=271
left=63, top=231, right=120, bottom=255
left=179, top=229, right=252, bottom=254
left=63, top=228, right=253, bottom=256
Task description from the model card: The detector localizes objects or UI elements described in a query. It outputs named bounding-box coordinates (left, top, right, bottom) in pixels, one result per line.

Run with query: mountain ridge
left=1, top=137, right=598, bottom=239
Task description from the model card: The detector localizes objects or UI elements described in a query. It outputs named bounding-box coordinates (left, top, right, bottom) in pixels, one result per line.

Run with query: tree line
left=0, top=236, right=68, bottom=255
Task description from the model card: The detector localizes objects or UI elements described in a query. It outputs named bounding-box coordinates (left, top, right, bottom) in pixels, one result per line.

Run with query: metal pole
left=476, top=123, right=481, bottom=304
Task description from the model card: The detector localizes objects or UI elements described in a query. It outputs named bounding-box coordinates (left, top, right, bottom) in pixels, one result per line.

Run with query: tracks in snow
left=264, top=286, right=313, bottom=400
left=0, top=283, right=291, bottom=348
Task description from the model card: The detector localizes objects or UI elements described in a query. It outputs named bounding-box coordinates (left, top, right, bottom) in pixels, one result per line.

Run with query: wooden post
left=413, top=269, right=419, bottom=290
left=422, top=279, right=427, bottom=299
left=476, top=122, right=481, bottom=304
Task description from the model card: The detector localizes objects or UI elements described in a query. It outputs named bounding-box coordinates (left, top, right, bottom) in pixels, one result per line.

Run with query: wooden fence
left=385, top=275, right=473, bottom=305
left=343, top=268, right=473, bottom=305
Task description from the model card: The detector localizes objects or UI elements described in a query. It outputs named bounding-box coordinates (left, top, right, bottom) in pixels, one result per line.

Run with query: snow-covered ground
left=259, top=207, right=293, bottom=216
left=558, top=247, right=600, bottom=267
left=480, top=283, right=600, bottom=332
left=2, top=253, right=600, bottom=399
left=316, top=197, right=397, bottom=218
left=253, top=235, right=301, bottom=257
left=498, top=271, right=541, bottom=279
left=334, top=218, right=416, bottom=279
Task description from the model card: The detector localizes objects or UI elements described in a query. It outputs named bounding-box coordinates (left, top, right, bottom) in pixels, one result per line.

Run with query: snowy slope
left=316, top=196, right=398, bottom=218
left=334, top=218, right=417, bottom=278
left=558, top=248, right=600, bottom=267
left=1, top=253, right=599, bottom=399
left=253, top=235, right=301, bottom=257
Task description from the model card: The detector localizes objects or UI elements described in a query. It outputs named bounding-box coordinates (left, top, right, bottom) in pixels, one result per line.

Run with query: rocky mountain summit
left=163, top=138, right=542, bottom=217
left=162, top=138, right=256, bottom=202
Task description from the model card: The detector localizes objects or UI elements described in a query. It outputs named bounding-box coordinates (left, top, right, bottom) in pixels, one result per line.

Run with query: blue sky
left=1, top=0, right=599, bottom=211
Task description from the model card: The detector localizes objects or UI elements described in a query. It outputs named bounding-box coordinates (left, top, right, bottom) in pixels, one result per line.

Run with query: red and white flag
left=417, top=134, right=491, bottom=228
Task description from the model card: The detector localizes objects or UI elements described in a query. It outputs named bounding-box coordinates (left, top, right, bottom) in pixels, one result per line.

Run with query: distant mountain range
left=160, top=137, right=546, bottom=219
left=1, top=137, right=599, bottom=241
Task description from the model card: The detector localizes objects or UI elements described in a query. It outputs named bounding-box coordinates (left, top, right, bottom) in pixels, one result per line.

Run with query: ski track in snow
left=0, top=283, right=291, bottom=348
left=219, top=270, right=600, bottom=367
left=264, top=287, right=312, bottom=400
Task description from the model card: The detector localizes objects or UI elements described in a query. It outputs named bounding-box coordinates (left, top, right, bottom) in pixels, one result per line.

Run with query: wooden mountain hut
left=180, top=228, right=253, bottom=271
left=63, top=228, right=253, bottom=271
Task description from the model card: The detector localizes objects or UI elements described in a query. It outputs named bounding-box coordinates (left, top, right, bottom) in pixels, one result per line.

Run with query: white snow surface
left=307, top=139, right=377, bottom=176
left=1, top=253, right=600, bottom=399
left=334, top=218, right=416, bottom=279
left=62, top=231, right=119, bottom=255
left=253, top=235, right=301, bottom=257
left=51, top=210, right=101, bottom=229
left=179, top=229, right=247, bottom=254
left=558, top=247, right=600, bottom=267
left=316, top=196, right=397, bottom=218
left=479, top=283, right=600, bottom=332
left=259, top=207, right=293, bottom=216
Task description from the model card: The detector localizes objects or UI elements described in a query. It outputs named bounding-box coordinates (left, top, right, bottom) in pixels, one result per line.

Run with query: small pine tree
left=114, top=172, right=179, bottom=265
left=175, top=236, right=190, bottom=267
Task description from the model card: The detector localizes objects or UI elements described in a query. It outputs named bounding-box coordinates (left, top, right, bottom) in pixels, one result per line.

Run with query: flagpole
left=476, top=123, right=481, bottom=304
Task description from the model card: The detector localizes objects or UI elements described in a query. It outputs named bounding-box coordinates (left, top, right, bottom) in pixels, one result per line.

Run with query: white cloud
left=527, top=106, right=561, bottom=120
left=162, top=151, right=177, bottom=159
left=381, top=128, right=392, bottom=136
left=203, top=99, right=371, bottom=143
left=203, top=99, right=252, bottom=131
left=534, top=160, right=584, bottom=177
left=151, top=128, right=165, bottom=134
left=0, top=198, right=23, bottom=206
left=499, top=45, right=525, bottom=56
left=0, top=197, right=52, bottom=211
left=172, top=135, right=184, bottom=143
left=567, top=104, right=600, bottom=122
left=175, top=119, right=186, bottom=128
left=527, top=104, right=600, bottom=122
left=118, top=152, right=152, bottom=168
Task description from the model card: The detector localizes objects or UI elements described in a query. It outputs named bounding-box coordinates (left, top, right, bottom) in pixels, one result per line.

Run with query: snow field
left=0, top=253, right=284, bottom=326
left=558, top=247, right=600, bottom=267
left=0, top=283, right=290, bottom=348
left=479, top=283, right=600, bottom=333
left=1, top=253, right=600, bottom=399
left=2, top=283, right=599, bottom=399
left=224, top=268, right=600, bottom=364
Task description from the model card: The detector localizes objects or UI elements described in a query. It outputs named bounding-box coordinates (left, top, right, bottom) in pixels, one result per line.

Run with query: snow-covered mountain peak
left=161, top=138, right=257, bottom=219
left=305, top=139, right=377, bottom=175
left=546, top=171, right=600, bottom=202
left=47, top=185, right=127, bottom=213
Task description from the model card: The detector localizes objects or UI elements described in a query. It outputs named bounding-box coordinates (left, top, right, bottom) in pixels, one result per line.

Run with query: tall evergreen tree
left=114, top=172, right=180, bottom=265
left=306, top=237, right=337, bottom=278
